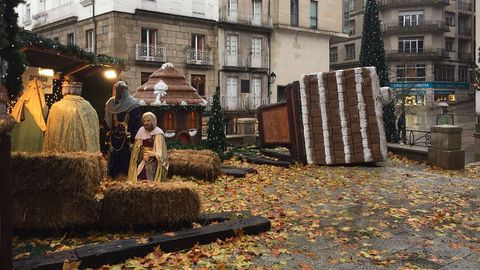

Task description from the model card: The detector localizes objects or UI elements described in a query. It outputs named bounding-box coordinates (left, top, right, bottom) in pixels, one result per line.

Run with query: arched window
left=164, top=112, right=175, bottom=130
left=188, top=111, right=197, bottom=129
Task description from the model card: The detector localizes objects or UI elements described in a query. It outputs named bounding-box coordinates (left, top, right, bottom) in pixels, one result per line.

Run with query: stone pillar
left=474, top=133, right=480, bottom=162
left=427, top=125, right=465, bottom=170
left=237, top=118, right=257, bottom=145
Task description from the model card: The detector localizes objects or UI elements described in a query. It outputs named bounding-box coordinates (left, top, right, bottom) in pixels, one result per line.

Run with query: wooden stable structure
left=134, top=63, right=206, bottom=144
left=258, top=67, right=389, bottom=165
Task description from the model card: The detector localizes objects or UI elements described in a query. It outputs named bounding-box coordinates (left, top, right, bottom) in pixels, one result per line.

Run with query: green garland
left=140, top=104, right=206, bottom=113
left=19, top=30, right=124, bottom=67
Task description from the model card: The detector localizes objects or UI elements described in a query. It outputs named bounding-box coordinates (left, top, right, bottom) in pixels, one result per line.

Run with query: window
left=252, top=0, right=262, bottom=25
left=277, top=85, right=286, bottom=102
left=141, top=28, right=157, bottom=46
left=192, top=34, right=205, bottom=51
left=241, top=80, right=250, bottom=94
left=399, top=11, right=424, bottom=26
left=343, top=0, right=350, bottom=33
left=330, top=47, right=338, bottom=63
left=164, top=112, right=175, bottom=131
left=192, top=0, right=205, bottom=16
left=141, top=72, right=152, bottom=85
left=398, top=37, right=424, bottom=53
left=458, top=66, right=468, bottom=82
left=445, top=38, right=454, bottom=52
left=226, top=77, right=238, bottom=109
left=251, top=37, right=262, bottom=68
left=434, top=64, right=455, bottom=81
left=228, top=0, right=238, bottom=20
left=349, top=20, right=355, bottom=36
left=67, top=33, right=75, bottom=46
left=349, top=0, right=355, bottom=11
left=85, top=29, right=94, bottom=52
left=24, top=3, right=31, bottom=23
left=191, top=74, right=205, bottom=96
left=226, top=34, right=238, bottom=66
left=446, top=12, right=455, bottom=26
left=396, top=64, right=426, bottom=81
left=310, top=1, right=318, bottom=29
left=345, top=44, right=355, bottom=60
left=188, top=111, right=197, bottom=129
left=290, top=0, right=298, bottom=26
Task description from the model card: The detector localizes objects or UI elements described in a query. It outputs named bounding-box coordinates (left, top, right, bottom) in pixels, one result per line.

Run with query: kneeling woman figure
left=127, top=112, right=169, bottom=182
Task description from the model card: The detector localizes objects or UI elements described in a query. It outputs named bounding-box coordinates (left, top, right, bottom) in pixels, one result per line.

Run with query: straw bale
left=99, top=181, right=201, bottom=229
left=168, top=149, right=221, bottom=181
left=11, top=152, right=106, bottom=229
left=11, top=152, right=106, bottom=196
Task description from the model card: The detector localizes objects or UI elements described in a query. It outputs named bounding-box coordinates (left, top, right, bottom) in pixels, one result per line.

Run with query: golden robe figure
left=10, top=79, right=48, bottom=152
left=43, top=82, right=100, bottom=153
left=127, top=112, right=168, bottom=182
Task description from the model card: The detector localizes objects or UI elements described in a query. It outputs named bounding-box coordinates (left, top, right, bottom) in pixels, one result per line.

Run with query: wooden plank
left=197, top=211, right=252, bottom=225
left=259, top=149, right=292, bottom=162
left=241, top=155, right=291, bottom=167
left=221, top=165, right=256, bottom=174
left=14, top=216, right=271, bottom=270
left=222, top=168, right=246, bottom=178
left=0, top=133, right=13, bottom=270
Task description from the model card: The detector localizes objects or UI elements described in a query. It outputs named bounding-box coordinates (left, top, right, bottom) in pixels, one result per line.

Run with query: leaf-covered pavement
left=15, top=155, right=480, bottom=269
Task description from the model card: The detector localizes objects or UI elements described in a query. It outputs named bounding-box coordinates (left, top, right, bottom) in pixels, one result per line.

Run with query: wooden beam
left=13, top=215, right=271, bottom=270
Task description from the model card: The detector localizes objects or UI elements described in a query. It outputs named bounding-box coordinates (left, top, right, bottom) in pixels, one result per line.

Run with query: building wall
left=18, top=0, right=218, bottom=30
left=270, top=30, right=331, bottom=102
left=34, top=11, right=218, bottom=97
left=331, top=1, right=476, bottom=107
left=476, top=1, right=480, bottom=65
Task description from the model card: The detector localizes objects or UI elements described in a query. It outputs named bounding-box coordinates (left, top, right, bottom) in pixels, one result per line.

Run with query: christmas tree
left=0, top=0, right=26, bottom=99
left=359, top=0, right=397, bottom=143
left=206, top=88, right=226, bottom=153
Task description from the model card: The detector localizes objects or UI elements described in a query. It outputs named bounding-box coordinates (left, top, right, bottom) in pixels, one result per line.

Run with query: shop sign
left=390, top=82, right=470, bottom=89
left=22, top=67, right=54, bottom=94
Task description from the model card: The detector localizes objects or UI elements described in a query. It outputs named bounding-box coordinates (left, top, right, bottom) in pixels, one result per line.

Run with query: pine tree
left=0, top=1, right=8, bottom=50
left=0, top=0, right=26, bottom=99
left=359, top=0, right=397, bottom=143
left=206, top=88, right=226, bottom=152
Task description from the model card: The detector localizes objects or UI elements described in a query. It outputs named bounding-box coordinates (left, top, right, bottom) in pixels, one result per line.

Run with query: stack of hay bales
left=11, top=151, right=205, bottom=230
left=168, top=149, right=221, bottom=181
left=11, top=152, right=105, bottom=230
left=99, top=181, right=201, bottom=229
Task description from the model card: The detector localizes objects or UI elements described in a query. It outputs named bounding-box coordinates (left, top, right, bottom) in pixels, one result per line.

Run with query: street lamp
left=269, top=72, right=276, bottom=84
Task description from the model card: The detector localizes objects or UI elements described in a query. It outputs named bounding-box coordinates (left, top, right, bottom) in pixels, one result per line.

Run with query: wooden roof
left=134, top=63, right=206, bottom=106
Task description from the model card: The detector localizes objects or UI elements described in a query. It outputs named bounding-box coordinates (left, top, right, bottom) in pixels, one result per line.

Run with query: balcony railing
left=458, top=52, right=472, bottom=61
left=206, top=96, right=270, bottom=111
left=219, top=8, right=272, bottom=27
left=379, top=0, right=449, bottom=8
left=135, top=44, right=166, bottom=62
left=32, top=1, right=77, bottom=27
left=458, top=28, right=472, bottom=37
left=386, top=48, right=449, bottom=59
left=382, top=21, right=449, bottom=34
left=186, top=49, right=213, bottom=65
left=223, top=52, right=268, bottom=69
left=458, top=1, right=472, bottom=12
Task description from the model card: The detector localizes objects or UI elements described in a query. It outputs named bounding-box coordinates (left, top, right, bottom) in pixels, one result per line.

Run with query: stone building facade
left=331, top=0, right=476, bottom=107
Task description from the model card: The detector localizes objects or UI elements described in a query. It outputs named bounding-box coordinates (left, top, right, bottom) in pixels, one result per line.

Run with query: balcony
left=458, top=1, right=473, bottom=13
left=219, top=8, right=272, bottom=28
left=186, top=49, right=213, bottom=66
left=379, top=0, right=449, bottom=9
left=223, top=52, right=268, bottom=69
left=206, top=96, right=270, bottom=112
left=458, top=52, right=472, bottom=61
left=135, top=44, right=166, bottom=62
left=382, top=21, right=449, bottom=34
left=32, top=1, right=78, bottom=27
left=458, top=28, right=472, bottom=38
left=386, top=49, right=449, bottom=60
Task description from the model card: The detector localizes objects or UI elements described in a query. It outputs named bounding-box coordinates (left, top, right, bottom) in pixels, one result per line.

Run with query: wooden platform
left=13, top=212, right=270, bottom=270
